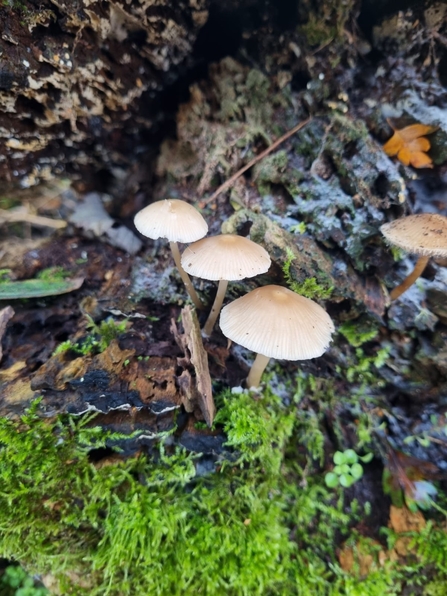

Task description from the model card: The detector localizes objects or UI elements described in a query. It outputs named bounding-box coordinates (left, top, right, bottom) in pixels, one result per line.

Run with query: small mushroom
left=181, top=234, right=271, bottom=336
left=219, top=284, right=334, bottom=388
left=381, top=213, right=447, bottom=301
left=134, top=199, right=208, bottom=309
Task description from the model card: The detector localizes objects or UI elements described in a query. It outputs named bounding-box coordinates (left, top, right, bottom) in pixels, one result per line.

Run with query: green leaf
left=324, top=472, right=339, bottom=488
left=350, top=463, right=363, bottom=480
left=333, top=451, right=346, bottom=465
left=339, top=474, right=354, bottom=488
left=359, top=452, right=373, bottom=463
left=344, top=449, right=358, bottom=464
left=0, top=277, right=84, bottom=299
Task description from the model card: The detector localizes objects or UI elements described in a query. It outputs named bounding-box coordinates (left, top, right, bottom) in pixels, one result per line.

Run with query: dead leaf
left=69, top=193, right=142, bottom=254
left=389, top=505, right=425, bottom=556
left=389, top=504, right=426, bottom=534
left=383, top=122, right=437, bottom=169
left=0, top=306, right=14, bottom=361
left=69, top=193, right=115, bottom=236
left=338, top=540, right=382, bottom=576
left=383, top=447, right=441, bottom=509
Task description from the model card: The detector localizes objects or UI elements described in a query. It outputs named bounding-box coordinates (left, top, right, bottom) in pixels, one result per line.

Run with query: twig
left=0, top=209, right=67, bottom=229
left=199, top=116, right=312, bottom=207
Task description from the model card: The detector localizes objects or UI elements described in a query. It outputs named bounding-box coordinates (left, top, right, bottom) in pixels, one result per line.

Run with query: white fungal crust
left=380, top=213, right=447, bottom=257
left=219, top=285, right=335, bottom=361
left=134, top=199, right=208, bottom=243
left=181, top=234, right=271, bottom=281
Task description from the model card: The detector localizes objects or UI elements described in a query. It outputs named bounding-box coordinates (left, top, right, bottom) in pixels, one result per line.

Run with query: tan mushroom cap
left=380, top=213, right=447, bottom=257
left=219, top=285, right=334, bottom=360
left=134, top=199, right=208, bottom=244
left=181, top=234, right=271, bottom=281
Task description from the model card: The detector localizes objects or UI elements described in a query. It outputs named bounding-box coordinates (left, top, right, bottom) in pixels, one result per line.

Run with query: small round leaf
left=325, top=472, right=339, bottom=488
left=344, top=449, right=358, bottom=464
left=333, top=451, right=346, bottom=465
left=350, top=463, right=364, bottom=480
left=339, top=474, right=354, bottom=488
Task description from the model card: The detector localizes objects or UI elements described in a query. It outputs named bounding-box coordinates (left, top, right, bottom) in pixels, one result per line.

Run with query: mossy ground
left=1, top=378, right=447, bottom=595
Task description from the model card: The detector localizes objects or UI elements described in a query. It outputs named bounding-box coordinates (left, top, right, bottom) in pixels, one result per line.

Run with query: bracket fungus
left=181, top=234, right=271, bottom=336
left=381, top=213, right=447, bottom=301
left=219, top=285, right=335, bottom=388
left=134, top=199, right=208, bottom=310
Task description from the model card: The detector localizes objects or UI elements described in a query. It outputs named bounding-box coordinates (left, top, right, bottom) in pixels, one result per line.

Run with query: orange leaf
left=383, top=122, right=437, bottom=168
left=395, top=123, right=437, bottom=142
left=406, top=137, right=431, bottom=152
left=383, top=134, right=402, bottom=157
left=410, top=151, right=433, bottom=169
left=397, top=147, right=411, bottom=166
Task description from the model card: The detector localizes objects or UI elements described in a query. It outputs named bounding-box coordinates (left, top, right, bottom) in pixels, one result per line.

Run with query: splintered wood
left=0, top=306, right=14, bottom=362
left=171, top=306, right=215, bottom=427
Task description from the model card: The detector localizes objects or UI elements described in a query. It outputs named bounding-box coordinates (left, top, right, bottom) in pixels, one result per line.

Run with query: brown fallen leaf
left=383, top=122, right=437, bottom=169
left=338, top=539, right=383, bottom=576
left=388, top=505, right=425, bottom=557
left=0, top=306, right=14, bottom=362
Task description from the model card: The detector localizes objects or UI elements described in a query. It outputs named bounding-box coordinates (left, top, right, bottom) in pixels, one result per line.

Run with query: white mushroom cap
left=381, top=213, right=447, bottom=257
left=220, top=285, right=334, bottom=360
left=181, top=234, right=271, bottom=281
left=134, top=199, right=208, bottom=244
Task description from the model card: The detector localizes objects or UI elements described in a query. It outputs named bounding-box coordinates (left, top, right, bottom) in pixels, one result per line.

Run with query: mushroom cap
left=181, top=234, right=271, bottom=281
left=134, top=199, right=208, bottom=243
left=380, top=213, right=447, bottom=257
left=219, top=285, right=334, bottom=360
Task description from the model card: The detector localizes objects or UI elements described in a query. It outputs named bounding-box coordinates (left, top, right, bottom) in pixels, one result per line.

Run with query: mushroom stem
left=203, top=279, right=229, bottom=336
left=390, top=255, right=430, bottom=301
left=247, top=353, right=271, bottom=388
left=169, top=241, right=205, bottom=310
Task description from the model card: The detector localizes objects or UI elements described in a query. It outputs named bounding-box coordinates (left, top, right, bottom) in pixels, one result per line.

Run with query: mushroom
left=134, top=199, right=208, bottom=310
left=181, top=234, right=271, bottom=336
left=380, top=213, right=447, bottom=301
left=219, top=284, right=334, bottom=388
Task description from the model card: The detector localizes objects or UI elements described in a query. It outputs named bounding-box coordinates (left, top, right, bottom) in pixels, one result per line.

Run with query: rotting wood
left=199, top=116, right=312, bottom=207
left=0, top=306, right=14, bottom=362
left=171, top=306, right=215, bottom=426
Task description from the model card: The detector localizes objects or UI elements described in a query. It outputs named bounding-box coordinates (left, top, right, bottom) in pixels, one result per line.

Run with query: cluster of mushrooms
left=134, top=198, right=445, bottom=389
left=134, top=199, right=335, bottom=388
left=380, top=213, right=447, bottom=300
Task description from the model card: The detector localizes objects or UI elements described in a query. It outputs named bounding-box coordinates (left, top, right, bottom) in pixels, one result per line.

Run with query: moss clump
left=1, top=390, right=447, bottom=595
left=36, top=267, right=71, bottom=282
left=52, top=317, right=128, bottom=357
left=339, top=317, right=379, bottom=347
left=283, top=248, right=333, bottom=299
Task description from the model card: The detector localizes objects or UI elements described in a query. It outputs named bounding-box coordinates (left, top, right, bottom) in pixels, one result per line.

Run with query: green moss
left=52, top=317, right=128, bottom=357
left=300, top=15, right=337, bottom=47
left=36, top=267, right=71, bottom=282
left=339, top=318, right=379, bottom=347
left=0, top=268, right=12, bottom=282
left=298, top=0, right=356, bottom=48
left=283, top=249, right=333, bottom=299
left=0, top=390, right=446, bottom=595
